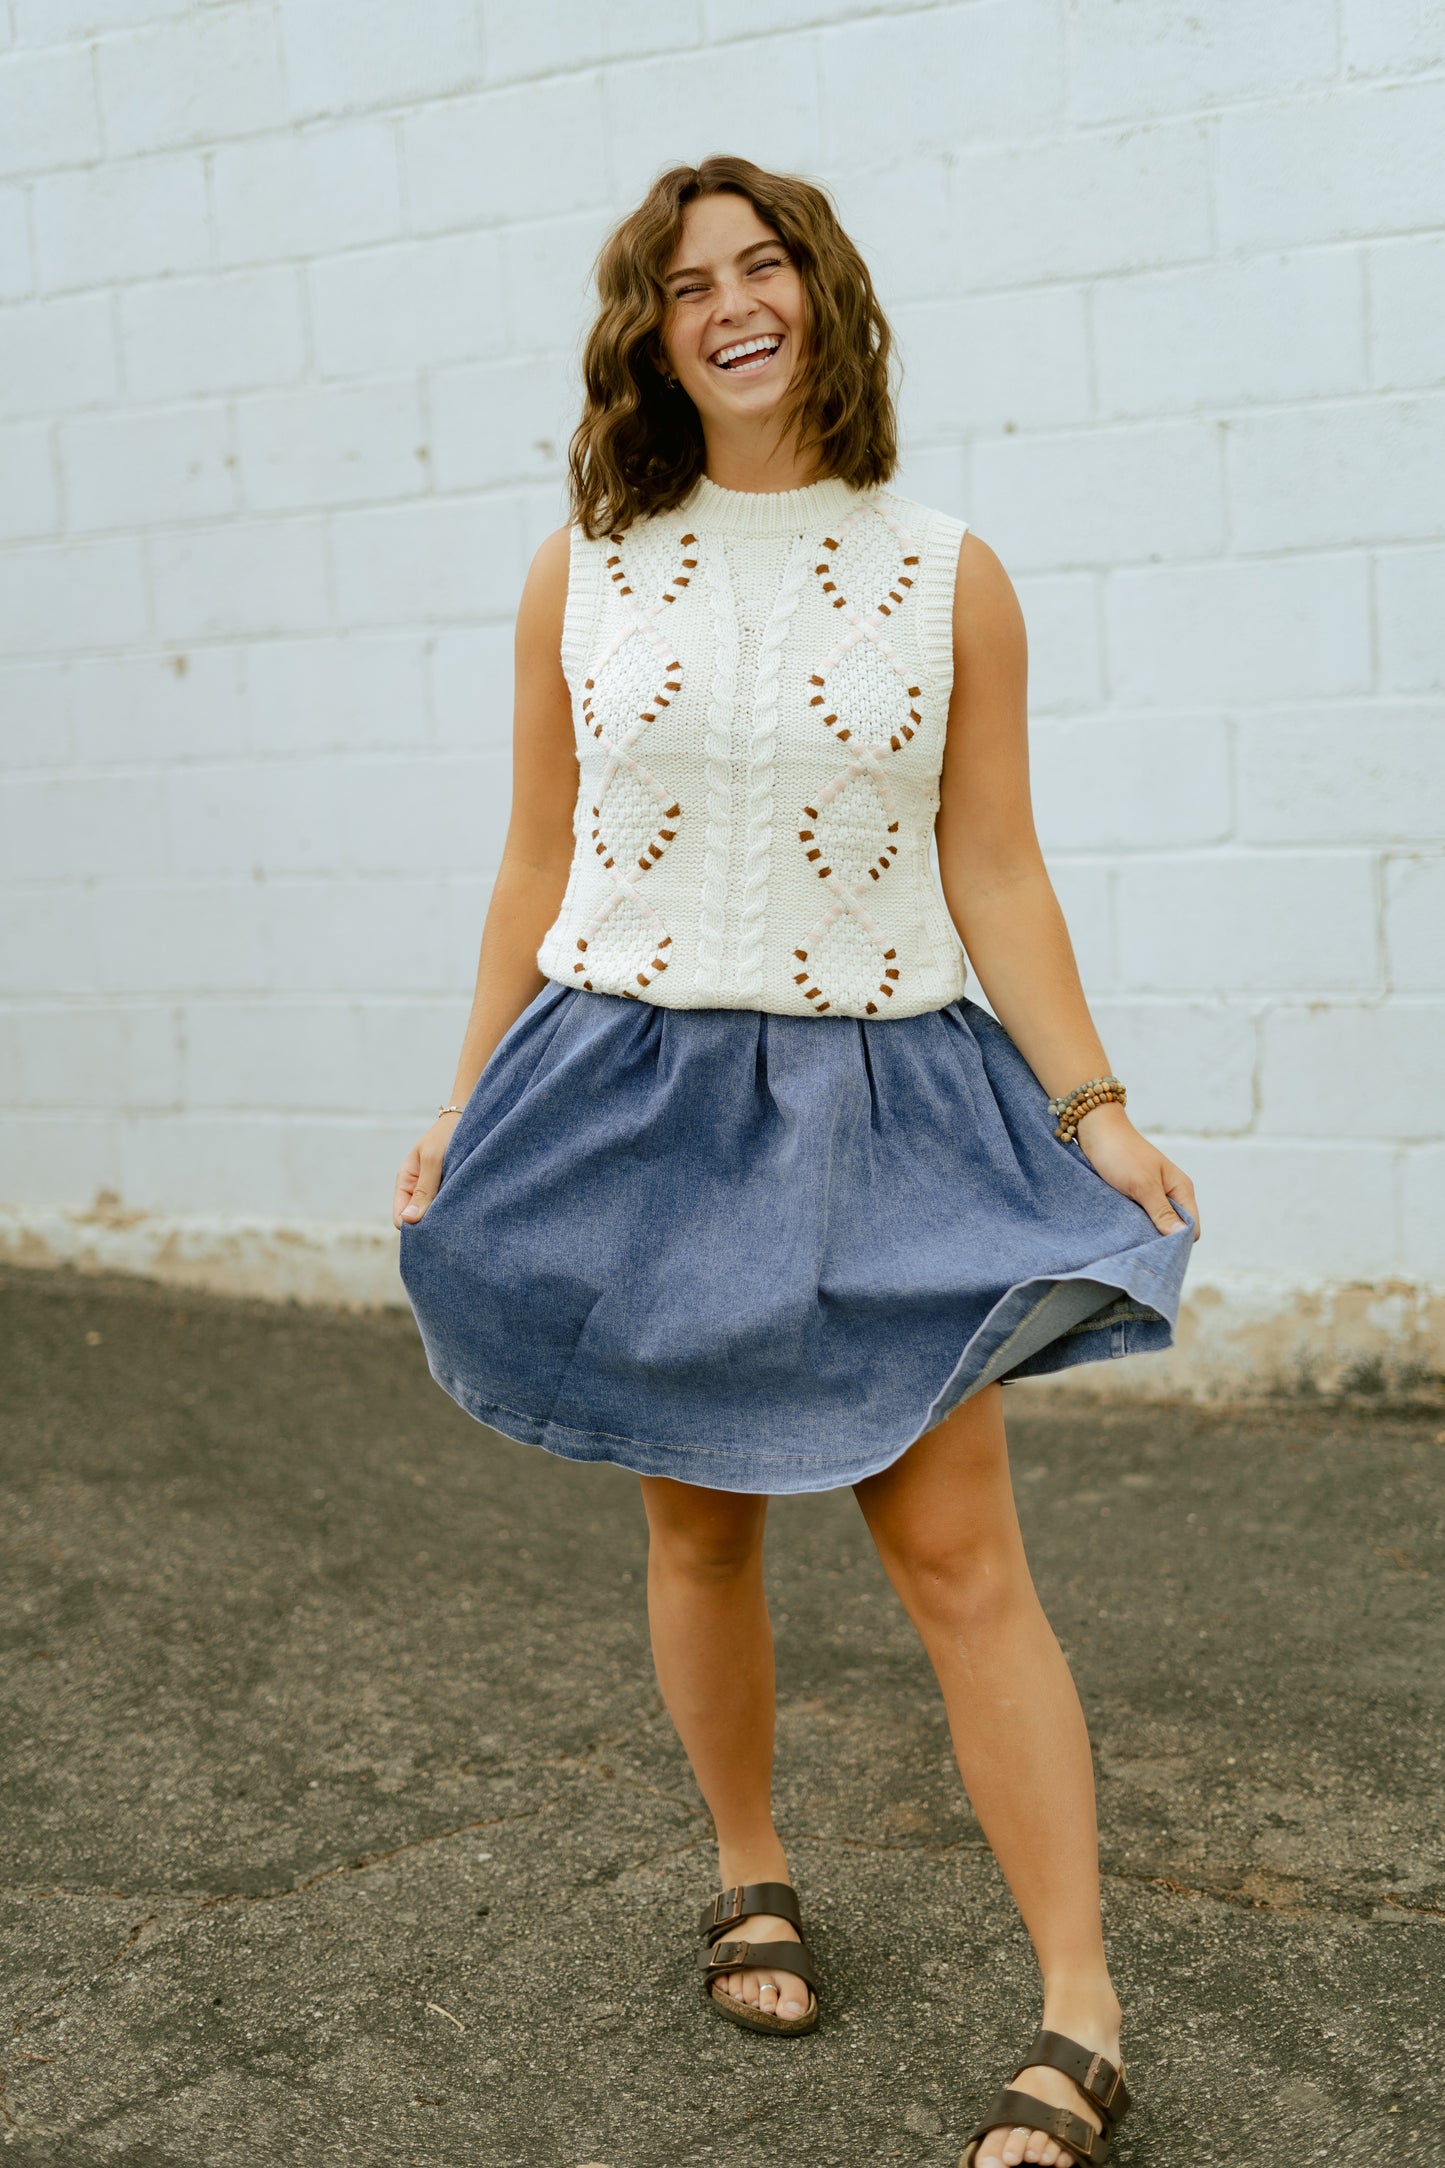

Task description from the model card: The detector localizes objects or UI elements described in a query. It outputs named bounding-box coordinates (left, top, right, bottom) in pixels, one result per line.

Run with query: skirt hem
left=418, top=1222, right=1192, bottom=1497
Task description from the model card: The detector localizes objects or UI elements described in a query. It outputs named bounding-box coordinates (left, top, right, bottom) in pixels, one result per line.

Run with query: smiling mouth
left=710, top=334, right=784, bottom=375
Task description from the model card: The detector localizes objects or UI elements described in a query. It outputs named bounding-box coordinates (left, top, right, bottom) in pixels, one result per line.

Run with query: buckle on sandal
left=708, top=1886, right=745, bottom=1933
left=701, top=1937, right=750, bottom=1972
left=1084, top=2052, right=1121, bottom=2110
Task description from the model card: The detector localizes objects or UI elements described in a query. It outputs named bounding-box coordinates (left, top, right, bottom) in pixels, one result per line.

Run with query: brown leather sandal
left=696, top=1881, right=820, bottom=2036
left=958, top=2029, right=1131, bottom=2165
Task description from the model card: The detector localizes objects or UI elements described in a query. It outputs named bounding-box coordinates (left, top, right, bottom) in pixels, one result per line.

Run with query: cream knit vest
left=538, top=472, right=970, bottom=1019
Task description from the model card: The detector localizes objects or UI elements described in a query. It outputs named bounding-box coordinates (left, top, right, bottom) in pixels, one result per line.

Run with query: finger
left=402, top=1148, right=450, bottom=1224
left=392, top=1147, right=422, bottom=1230
left=401, top=1176, right=437, bottom=1224
left=1164, top=1175, right=1200, bottom=1240
left=1143, top=1182, right=1188, bottom=1233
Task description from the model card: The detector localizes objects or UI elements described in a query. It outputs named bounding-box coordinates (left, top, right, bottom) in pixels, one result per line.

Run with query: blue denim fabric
left=399, top=980, right=1196, bottom=1495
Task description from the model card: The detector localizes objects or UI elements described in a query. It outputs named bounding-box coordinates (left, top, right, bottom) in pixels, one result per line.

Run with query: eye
left=674, top=282, right=708, bottom=298
left=750, top=257, right=784, bottom=273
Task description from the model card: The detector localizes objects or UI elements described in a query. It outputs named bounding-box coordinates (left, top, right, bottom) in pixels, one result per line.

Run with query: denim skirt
left=398, top=979, right=1195, bottom=1496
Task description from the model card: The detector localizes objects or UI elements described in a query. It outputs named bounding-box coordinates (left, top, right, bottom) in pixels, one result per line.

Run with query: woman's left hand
left=1072, top=1105, right=1200, bottom=1241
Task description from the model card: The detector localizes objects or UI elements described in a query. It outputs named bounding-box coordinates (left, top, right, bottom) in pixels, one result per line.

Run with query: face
left=658, top=192, right=808, bottom=427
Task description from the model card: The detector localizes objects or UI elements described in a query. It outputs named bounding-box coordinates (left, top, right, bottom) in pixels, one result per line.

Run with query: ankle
left=715, top=1834, right=790, bottom=1890
left=1039, top=1974, right=1123, bottom=2048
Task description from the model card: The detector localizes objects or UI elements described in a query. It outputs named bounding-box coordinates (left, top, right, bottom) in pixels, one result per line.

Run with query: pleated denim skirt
left=398, top=979, right=1195, bottom=1495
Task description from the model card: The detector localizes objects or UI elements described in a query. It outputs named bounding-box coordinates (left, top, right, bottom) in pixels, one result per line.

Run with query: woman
left=395, top=156, right=1198, bottom=2168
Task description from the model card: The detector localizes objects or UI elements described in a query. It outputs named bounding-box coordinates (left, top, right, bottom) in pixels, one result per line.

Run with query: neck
left=697, top=418, right=818, bottom=495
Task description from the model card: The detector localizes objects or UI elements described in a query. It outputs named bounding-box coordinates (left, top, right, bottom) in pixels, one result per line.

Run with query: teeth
left=713, top=335, right=782, bottom=368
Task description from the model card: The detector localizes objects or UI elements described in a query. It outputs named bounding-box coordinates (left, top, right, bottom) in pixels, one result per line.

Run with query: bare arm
left=935, top=533, right=1198, bottom=1240
left=393, top=523, right=579, bottom=1228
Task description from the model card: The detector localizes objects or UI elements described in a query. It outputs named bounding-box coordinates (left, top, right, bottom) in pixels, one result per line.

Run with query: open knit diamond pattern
left=792, top=502, right=924, bottom=1017
left=541, top=480, right=971, bottom=1018
left=569, top=526, right=696, bottom=999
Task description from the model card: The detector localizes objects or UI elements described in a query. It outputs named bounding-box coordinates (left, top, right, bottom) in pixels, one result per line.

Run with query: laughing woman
left=395, top=156, right=1199, bottom=2168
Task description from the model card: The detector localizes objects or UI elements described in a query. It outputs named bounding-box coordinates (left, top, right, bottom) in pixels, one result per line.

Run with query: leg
left=854, top=1385, right=1122, bottom=2168
left=638, top=1473, right=811, bottom=2022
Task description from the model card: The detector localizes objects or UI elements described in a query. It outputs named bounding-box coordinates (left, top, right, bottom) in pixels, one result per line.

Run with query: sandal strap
left=698, top=1937, right=820, bottom=1992
left=966, top=2088, right=1113, bottom=2166
left=1015, top=2031, right=1131, bottom=2128
left=696, top=1881, right=803, bottom=1942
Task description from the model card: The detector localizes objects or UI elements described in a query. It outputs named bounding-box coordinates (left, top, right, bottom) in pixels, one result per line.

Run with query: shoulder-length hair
left=568, top=156, right=898, bottom=539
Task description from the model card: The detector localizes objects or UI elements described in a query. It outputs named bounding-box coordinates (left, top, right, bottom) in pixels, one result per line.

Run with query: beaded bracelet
left=1048, top=1074, right=1126, bottom=1143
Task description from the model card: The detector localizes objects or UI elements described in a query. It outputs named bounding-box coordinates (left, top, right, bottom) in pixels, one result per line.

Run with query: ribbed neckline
left=679, top=472, right=872, bottom=537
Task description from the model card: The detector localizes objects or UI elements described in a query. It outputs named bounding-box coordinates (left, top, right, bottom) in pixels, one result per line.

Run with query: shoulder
left=949, top=531, right=1026, bottom=680
left=879, top=491, right=1021, bottom=638
left=529, top=522, right=574, bottom=584
left=873, top=489, right=1023, bottom=653
left=517, top=522, right=572, bottom=612
left=951, top=531, right=1020, bottom=619
left=514, top=524, right=574, bottom=668
left=881, top=490, right=1023, bottom=650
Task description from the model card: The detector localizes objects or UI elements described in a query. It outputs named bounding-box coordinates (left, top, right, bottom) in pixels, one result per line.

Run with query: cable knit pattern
left=694, top=540, right=741, bottom=997
left=540, top=474, right=970, bottom=1017
left=735, top=532, right=810, bottom=1003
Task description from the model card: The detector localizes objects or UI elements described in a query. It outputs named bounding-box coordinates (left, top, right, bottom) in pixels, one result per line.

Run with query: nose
left=714, top=276, right=757, bottom=324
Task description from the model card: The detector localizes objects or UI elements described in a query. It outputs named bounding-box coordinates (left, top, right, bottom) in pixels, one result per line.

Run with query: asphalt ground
left=2, top=1263, right=1442, bottom=2167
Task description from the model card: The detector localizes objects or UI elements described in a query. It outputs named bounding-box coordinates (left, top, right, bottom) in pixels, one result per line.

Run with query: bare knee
left=874, top=1517, right=1031, bottom=1631
left=640, top=1478, right=766, bottom=1585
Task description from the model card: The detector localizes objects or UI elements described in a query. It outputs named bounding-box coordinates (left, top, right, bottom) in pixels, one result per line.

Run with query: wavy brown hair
left=568, top=156, right=898, bottom=539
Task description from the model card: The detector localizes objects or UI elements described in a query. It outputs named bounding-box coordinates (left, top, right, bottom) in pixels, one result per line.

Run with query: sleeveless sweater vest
left=539, top=472, right=970, bottom=1019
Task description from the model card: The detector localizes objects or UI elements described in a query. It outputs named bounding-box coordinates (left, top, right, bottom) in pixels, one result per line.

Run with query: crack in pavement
left=14, top=1825, right=1439, bottom=1935
left=1104, top=1863, right=1445, bottom=1923
left=0, top=1799, right=568, bottom=2061
left=9, top=1799, right=565, bottom=1923
left=786, top=1832, right=1445, bottom=1925
left=13, top=1827, right=1440, bottom=1934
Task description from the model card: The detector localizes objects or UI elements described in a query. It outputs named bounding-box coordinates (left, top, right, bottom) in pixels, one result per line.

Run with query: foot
left=710, top=1908, right=812, bottom=2023
left=973, top=2004, right=1123, bottom=2168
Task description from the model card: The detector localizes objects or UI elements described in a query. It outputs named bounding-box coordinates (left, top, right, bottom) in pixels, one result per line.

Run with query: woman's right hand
left=392, top=1113, right=462, bottom=1230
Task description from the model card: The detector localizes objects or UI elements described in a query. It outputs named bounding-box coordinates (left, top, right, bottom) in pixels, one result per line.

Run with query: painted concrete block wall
left=1, top=1, right=1442, bottom=1392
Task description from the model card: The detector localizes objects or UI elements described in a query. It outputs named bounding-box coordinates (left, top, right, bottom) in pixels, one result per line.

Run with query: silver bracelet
left=436, top=1104, right=463, bottom=1119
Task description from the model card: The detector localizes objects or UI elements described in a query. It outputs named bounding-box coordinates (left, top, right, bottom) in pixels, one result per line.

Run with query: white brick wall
left=1, top=1, right=1442, bottom=1384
